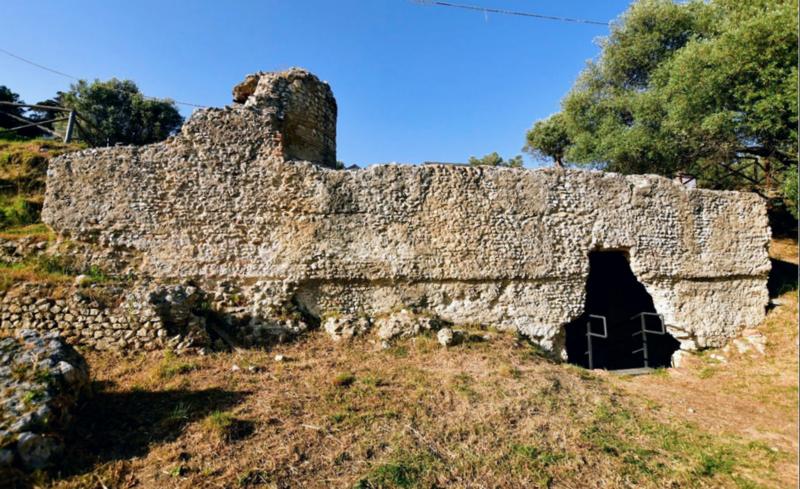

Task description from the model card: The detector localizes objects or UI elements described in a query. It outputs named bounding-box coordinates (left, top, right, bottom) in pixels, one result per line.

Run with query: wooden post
left=64, top=110, right=76, bottom=143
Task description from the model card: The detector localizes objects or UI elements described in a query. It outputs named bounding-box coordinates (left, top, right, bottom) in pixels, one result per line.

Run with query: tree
left=0, top=86, right=45, bottom=139
left=60, top=78, right=184, bottom=145
left=523, top=113, right=569, bottom=167
left=469, top=152, right=523, bottom=168
left=524, top=0, right=798, bottom=198
left=0, top=86, right=24, bottom=130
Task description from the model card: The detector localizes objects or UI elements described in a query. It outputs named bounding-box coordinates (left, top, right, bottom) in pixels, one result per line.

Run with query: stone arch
left=564, top=249, right=680, bottom=370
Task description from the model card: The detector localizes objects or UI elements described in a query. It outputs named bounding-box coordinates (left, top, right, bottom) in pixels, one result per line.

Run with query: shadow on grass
left=768, top=258, right=799, bottom=298
left=59, top=381, right=251, bottom=475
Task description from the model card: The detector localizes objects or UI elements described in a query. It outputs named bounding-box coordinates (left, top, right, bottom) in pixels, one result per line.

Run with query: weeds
left=332, top=373, right=356, bottom=388
left=162, top=402, right=192, bottom=429
left=154, top=351, right=198, bottom=379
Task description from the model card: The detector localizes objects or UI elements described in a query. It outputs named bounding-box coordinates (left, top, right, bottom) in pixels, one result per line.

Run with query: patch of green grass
left=696, top=448, right=736, bottom=477
left=329, top=413, right=348, bottom=423
left=78, top=264, right=116, bottom=285
left=22, top=388, right=45, bottom=405
left=698, top=367, right=715, bottom=379
left=0, top=196, right=40, bottom=229
left=154, top=351, right=198, bottom=379
left=364, top=461, right=421, bottom=488
left=204, top=410, right=236, bottom=440
left=332, top=373, right=356, bottom=388
left=162, top=401, right=192, bottom=429
left=651, top=367, right=670, bottom=378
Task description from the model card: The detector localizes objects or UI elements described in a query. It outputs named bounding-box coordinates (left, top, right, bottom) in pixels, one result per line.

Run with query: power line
left=0, top=47, right=208, bottom=108
left=407, top=0, right=610, bottom=26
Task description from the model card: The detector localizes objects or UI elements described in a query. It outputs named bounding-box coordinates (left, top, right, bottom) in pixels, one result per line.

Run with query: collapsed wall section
left=41, top=70, right=771, bottom=353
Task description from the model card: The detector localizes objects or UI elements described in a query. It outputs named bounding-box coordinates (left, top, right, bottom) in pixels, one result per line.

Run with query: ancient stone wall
left=41, top=70, right=771, bottom=354
left=0, top=283, right=208, bottom=352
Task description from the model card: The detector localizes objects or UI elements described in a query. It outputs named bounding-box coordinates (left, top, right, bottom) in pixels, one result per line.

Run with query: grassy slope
left=0, top=139, right=83, bottom=291
left=5, top=239, right=794, bottom=489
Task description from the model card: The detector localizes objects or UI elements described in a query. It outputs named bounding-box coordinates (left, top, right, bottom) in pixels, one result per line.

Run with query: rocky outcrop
left=0, top=329, right=90, bottom=471
left=41, top=69, right=771, bottom=356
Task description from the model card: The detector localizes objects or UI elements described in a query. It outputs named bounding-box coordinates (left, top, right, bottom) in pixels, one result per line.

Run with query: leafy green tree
left=523, top=113, right=569, bottom=167
left=525, top=0, right=798, bottom=195
left=469, top=152, right=523, bottom=168
left=0, top=86, right=24, bottom=130
left=0, top=86, right=43, bottom=139
left=60, top=78, right=184, bottom=145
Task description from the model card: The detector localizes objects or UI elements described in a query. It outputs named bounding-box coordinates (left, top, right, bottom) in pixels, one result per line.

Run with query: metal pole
left=64, top=110, right=76, bottom=143
left=587, top=322, right=594, bottom=370
left=641, top=314, right=649, bottom=368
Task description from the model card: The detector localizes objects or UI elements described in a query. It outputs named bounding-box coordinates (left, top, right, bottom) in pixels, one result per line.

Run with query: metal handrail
left=583, top=312, right=666, bottom=370
left=630, top=312, right=665, bottom=368
left=585, top=314, right=607, bottom=369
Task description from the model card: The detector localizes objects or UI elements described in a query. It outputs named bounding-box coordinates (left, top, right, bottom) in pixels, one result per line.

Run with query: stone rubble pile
left=376, top=310, right=446, bottom=348
left=0, top=329, right=90, bottom=471
left=437, top=328, right=469, bottom=347
left=0, top=238, right=48, bottom=264
left=323, top=315, right=370, bottom=341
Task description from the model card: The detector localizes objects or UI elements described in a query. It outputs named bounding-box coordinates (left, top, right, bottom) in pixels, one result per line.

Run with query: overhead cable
left=0, top=47, right=209, bottom=108
left=407, top=0, right=610, bottom=26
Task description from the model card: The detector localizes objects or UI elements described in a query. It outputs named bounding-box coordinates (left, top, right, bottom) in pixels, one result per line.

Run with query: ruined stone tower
left=231, top=68, right=337, bottom=168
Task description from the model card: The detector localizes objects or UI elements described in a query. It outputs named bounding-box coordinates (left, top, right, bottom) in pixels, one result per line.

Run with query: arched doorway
left=565, top=251, right=680, bottom=371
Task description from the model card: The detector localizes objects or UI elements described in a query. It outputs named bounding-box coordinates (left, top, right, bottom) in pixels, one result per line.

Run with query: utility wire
left=0, top=47, right=208, bottom=108
left=407, top=0, right=610, bottom=26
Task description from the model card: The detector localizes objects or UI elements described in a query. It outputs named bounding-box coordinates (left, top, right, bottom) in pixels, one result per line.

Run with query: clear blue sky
left=1, top=0, right=633, bottom=167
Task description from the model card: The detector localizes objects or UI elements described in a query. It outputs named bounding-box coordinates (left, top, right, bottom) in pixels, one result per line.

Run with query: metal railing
left=585, top=314, right=607, bottom=370
left=584, top=312, right=666, bottom=370
left=630, top=312, right=666, bottom=368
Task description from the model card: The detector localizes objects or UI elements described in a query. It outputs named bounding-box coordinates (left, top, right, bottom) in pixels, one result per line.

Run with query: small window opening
left=565, top=251, right=680, bottom=371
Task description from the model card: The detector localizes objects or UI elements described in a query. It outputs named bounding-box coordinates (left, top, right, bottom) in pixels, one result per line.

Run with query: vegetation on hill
left=468, top=152, right=523, bottom=168
left=0, top=137, right=84, bottom=290
left=0, top=138, right=80, bottom=229
left=59, top=78, right=184, bottom=146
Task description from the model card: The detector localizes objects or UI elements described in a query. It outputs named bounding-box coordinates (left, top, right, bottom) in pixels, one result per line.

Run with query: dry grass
left=4, top=239, right=797, bottom=489
left=770, top=236, right=799, bottom=264
left=0, top=254, right=75, bottom=293
left=2, top=331, right=786, bottom=489
left=0, top=223, right=53, bottom=242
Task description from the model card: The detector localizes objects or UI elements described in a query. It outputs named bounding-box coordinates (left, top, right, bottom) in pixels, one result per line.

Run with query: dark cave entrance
left=565, top=251, right=681, bottom=371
